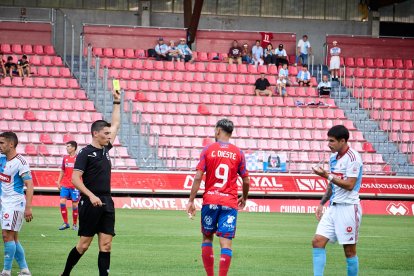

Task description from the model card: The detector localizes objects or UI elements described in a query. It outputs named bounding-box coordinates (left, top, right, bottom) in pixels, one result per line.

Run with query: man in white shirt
left=296, top=35, right=312, bottom=66
left=311, top=125, right=363, bottom=276
left=251, top=40, right=264, bottom=66
left=274, top=44, right=288, bottom=68
left=330, top=41, right=341, bottom=81
left=177, top=38, right=194, bottom=63
left=154, top=37, right=171, bottom=61
left=276, top=74, right=287, bottom=97
left=279, top=63, right=292, bottom=86
left=317, top=75, right=332, bottom=96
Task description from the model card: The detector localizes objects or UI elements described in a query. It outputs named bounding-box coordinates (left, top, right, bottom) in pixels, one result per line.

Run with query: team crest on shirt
left=346, top=226, right=353, bottom=233
left=3, top=213, right=9, bottom=219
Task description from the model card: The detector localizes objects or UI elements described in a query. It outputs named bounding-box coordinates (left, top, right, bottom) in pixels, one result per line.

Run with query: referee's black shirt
left=74, top=143, right=113, bottom=196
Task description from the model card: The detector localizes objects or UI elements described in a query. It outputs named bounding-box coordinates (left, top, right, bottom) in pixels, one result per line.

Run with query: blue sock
left=312, top=248, right=326, bottom=276
left=4, top=241, right=16, bottom=270
left=347, top=256, right=359, bottom=276
left=221, top=248, right=232, bottom=257
left=14, top=242, right=28, bottom=269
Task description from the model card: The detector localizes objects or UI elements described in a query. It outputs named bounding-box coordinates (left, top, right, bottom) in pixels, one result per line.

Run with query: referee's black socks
left=98, top=251, right=111, bottom=276
left=62, top=247, right=84, bottom=276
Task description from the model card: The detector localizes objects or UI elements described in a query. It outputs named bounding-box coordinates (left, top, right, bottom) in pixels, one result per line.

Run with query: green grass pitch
left=8, top=207, right=414, bottom=275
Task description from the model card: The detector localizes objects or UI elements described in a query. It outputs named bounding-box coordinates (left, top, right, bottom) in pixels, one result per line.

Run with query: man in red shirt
left=186, top=119, right=250, bottom=276
left=56, top=141, right=79, bottom=230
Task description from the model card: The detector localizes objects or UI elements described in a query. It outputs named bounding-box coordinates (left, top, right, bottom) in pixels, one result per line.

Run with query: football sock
left=219, top=248, right=232, bottom=276
left=62, top=247, right=83, bottom=276
left=346, top=256, right=359, bottom=276
left=72, top=206, right=78, bottom=225
left=201, top=243, right=214, bottom=276
left=313, top=248, right=326, bottom=276
left=14, top=242, right=28, bottom=269
left=98, top=251, right=111, bottom=276
left=3, top=241, right=16, bottom=271
left=60, top=203, right=68, bottom=224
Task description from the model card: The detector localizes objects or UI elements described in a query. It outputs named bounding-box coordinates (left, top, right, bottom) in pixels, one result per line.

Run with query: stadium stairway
left=71, top=57, right=164, bottom=169
left=331, top=84, right=414, bottom=176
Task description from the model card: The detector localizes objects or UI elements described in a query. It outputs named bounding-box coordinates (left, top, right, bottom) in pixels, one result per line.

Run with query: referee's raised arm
left=109, top=90, right=121, bottom=145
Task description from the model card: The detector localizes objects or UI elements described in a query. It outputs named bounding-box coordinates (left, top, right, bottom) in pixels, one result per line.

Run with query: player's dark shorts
left=60, top=187, right=80, bottom=202
left=78, top=195, right=115, bottom=237
left=201, top=204, right=238, bottom=239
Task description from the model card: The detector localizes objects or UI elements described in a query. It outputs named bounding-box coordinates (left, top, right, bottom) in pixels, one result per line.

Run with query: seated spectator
left=17, top=55, right=31, bottom=78
left=155, top=37, right=171, bottom=61
left=4, top=56, right=17, bottom=78
left=276, top=74, right=287, bottom=97
left=251, top=40, right=264, bottom=66
left=274, top=44, right=289, bottom=68
left=329, top=41, right=341, bottom=81
left=317, top=75, right=332, bottom=96
left=254, top=73, right=272, bottom=97
left=278, top=63, right=292, bottom=86
left=264, top=43, right=276, bottom=65
left=177, top=38, right=194, bottom=63
left=167, top=40, right=181, bottom=62
left=228, top=40, right=242, bottom=65
left=0, top=52, right=6, bottom=77
left=241, top=43, right=252, bottom=64
left=296, top=64, right=312, bottom=86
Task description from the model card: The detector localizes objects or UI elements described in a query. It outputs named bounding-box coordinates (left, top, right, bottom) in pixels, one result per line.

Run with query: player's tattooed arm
left=320, top=184, right=332, bottom=206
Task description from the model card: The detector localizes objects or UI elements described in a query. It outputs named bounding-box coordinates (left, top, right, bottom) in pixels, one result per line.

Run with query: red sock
left=60, top=203, right=68, bottom=224
left=219, top=248, right=232, bottom=276
left=72, top=207, right=78, bottom=225
left=201, top=243, right=214, bottom=276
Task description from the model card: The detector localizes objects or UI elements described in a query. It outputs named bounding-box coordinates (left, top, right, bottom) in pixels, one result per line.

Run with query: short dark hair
left=0, top=132, right=18, bottom=147
left=66, top=140, right=78, bottom=150
left=22, top=55, right=27, bottom=59
left=303, top=35, right=308, bottom=38
left=216, top=119, right=234, bottom=134
left=91, top=120, right=111, bottom=136
left=303, top=64, right=308, bottom=68
left=327, top=125, right=349, bottom=142
left=7, top=56, right=13, bottom=61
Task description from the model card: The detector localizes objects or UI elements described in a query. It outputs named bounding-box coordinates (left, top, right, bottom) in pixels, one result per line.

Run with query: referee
left=61, top=90, right=121, bottom=276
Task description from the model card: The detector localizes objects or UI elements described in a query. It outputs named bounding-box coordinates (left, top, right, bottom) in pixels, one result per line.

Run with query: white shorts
left=316, top=203, right=362, bottom=244
left=330, top=56, right=340, bottom=69
left=2, top=208, right=25, bottom=232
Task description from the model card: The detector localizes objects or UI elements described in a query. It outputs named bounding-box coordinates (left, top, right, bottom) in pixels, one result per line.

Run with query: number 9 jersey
left=196, top=141, right=249, bottom=209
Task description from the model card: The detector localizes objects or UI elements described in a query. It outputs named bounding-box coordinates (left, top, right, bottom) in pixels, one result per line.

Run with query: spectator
left=228, top=40, right=242, bottom=65
left=274, top=44, right=289, bottom=68
left=329, top=41, right=341, bottom=81
left=279, top=63, right=292, bottom=86
left=167, top=40, right=181, bottom=62
left=264, top=43, right=276, bottom=65
left=251, top=40, right=264, bottom=66
left=177, top=38, right=194, bottom=63
left=154, top=37, right=171, bottom=61
left=296, top=35, right=312, bottom=66
left=276, top=74, right=287, bottom=98
left=17, top=55, right=31, bottom=78
left=0, top=52, right=6, bottom=77
left=4, top=56, right=17, bottom=78
left=317, top=75, right=332, bottom=96
left=241, top=43, right=252, bottom=64
left=297, top=64, right=312, bottom=86
left=254, top=73, right=272, bottom=97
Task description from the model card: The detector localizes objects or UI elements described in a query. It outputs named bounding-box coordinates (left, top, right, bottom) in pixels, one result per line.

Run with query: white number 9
left=214, top=164, right=229, bottom=188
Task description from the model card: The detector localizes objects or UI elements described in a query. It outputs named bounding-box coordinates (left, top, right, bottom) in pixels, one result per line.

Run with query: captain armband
left=21, top=172, right=33, bottom=181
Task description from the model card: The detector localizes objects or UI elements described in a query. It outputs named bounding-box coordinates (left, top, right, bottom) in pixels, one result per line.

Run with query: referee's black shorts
left=78, top=195, right=115, bottom=237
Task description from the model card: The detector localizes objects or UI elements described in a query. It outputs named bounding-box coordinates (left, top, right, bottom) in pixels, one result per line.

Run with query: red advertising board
left=32, top=170, right=414, bottom=198
left=32, top=195, right=414, bottom=216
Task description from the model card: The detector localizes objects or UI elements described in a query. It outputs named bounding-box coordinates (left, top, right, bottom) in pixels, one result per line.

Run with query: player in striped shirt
left=186, top=119, right=250, bottom=276
left=0, top=132, right=33, bottom=276
left=311, top=125, right=363, bottom=276
left=57, top=141, right=79, bottom=231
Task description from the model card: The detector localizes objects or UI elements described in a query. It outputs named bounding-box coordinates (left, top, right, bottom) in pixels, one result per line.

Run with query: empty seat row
left=389, top=132, right=414, bottom=143
left=361, top=99, right=414, bottom=110
left=370, top=110, right=413, bottom=121
left=0, top=121, right=91, bottom=133
left=0, top=88, right=87, bottom=100
left=379, top=121, right=414, bottom=132
left=0, top=109, right=102, bottom=123
left=344, top=57, right=413, bottom=69
left=345, top=78, right=413, bottom=90
left=0, top=98, right=95, bottom=111
left=346, top=67, right=414, bottom=79
left=1, top=44, right=55, bottom=55
left=32, top=66, right=71, bottom=77
left=0, top=77, right=79, bottom=88
left=353, top=89, right=414, bottom=100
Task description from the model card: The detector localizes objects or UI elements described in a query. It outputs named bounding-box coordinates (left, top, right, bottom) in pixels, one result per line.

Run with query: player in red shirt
left=186, top=119, right=250, bottom=276
left=56, top=141, right=80, bottom=230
